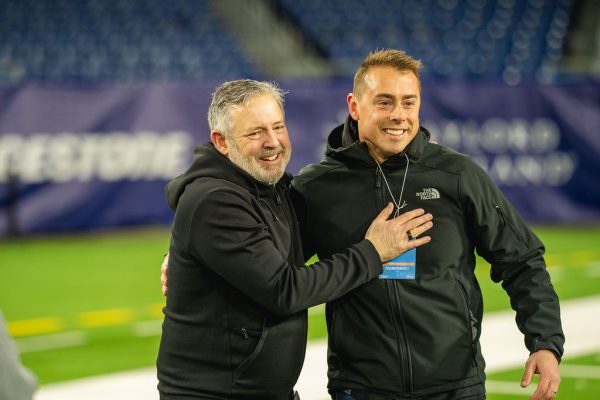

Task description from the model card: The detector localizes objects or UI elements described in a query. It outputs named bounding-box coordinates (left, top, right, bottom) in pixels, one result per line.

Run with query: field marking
left=560, top=364, right=600, bottom=379
left=132, top=320, right=162, bottom=337
left=34, top=295, right=600, bottom=400
left=585, top=261, right=600, bottom=278
left=16, top=331, right=87, bottom=353
left=486, top=380, right=534, bottom=396
left=78, top=308, right=133, bottom=328
left=8, top=317, right=63, bottom=337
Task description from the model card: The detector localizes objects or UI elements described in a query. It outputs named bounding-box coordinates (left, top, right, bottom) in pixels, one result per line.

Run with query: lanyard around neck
left=376, top=153, right=410, bottom=218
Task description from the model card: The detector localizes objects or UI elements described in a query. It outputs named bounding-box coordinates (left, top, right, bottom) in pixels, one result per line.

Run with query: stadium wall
left=0, top=80, right=598, bottom=235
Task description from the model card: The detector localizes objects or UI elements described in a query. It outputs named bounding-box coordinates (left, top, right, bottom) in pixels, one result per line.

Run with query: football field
left=2, top=225, right=599, bottom=399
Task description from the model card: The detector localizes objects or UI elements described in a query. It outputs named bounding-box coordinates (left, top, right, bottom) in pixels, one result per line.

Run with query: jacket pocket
left=232, top=324, right=268, bottom=380
left=232, top=314, right=307, bottom=398
left=454, top=276, right=478, bottom=360
left=494, top=204, right=527, bottom=248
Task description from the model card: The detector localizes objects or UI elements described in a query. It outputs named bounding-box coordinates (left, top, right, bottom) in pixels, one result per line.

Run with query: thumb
left=375, top=202, right=394, bottom=221
left=521, top=362, right=534, bottom=388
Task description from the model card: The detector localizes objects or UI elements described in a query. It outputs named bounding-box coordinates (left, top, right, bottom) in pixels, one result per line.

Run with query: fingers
left=375, top=202, right=395, bottom=221
left=403, top=214, right=433, bottom=239
left=403, top=235, right=431, bottom=250
left=522, top=350, right=560, bottom=400
left=161, top=253, right=169, bottom=296
left=521, top=360, right=534, bottom=388
left=530, top=378, right=550, bottom=400
left=394, top=207, right=426, bottom=224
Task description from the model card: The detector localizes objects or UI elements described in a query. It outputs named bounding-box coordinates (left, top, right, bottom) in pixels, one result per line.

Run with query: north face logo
left=416, top=188, right=440, bottom=200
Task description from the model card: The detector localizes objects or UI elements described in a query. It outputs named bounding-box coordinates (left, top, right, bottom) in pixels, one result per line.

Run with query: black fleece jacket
left=157, top=143, right=382, bottom=400
left=291, top=116, right=564, bottom=398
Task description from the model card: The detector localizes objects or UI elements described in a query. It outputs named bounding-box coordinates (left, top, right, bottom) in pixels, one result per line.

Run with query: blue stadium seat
left=277, top=0, right=575, bottom=83
left=0, top=0, right=258, bottom=83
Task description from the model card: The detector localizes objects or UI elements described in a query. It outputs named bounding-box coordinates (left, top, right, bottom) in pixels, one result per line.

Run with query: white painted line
left=35, top=295, right=600, bottom=400
left=131, top=320, right=162, bottom=337
left=585, top=262, right=600, bottom=278
left=36, top=368, right=158, bottom=400
left=486, top=380, right=534, bottom=396
left=16, top=331, right=87, bottom=353
left=560, top=364, right=600, bottom=379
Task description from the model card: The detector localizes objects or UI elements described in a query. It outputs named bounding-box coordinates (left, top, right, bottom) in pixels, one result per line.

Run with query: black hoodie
left=157, top=143, right=383, bottom=400
left=292, top=116, right=564, bottom=397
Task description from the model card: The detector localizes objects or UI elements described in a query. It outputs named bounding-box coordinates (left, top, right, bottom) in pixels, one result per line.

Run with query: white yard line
left=16, top=331, right=87, bottom=353
left=35, top=295, right=600, bottom=400
left=560, top=364, right=600, bottom=379
left=485, top=381, right=535, bottom=396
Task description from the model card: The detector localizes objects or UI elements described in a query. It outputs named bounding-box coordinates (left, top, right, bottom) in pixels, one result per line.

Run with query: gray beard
left=228, top=142, right=290, bottom=185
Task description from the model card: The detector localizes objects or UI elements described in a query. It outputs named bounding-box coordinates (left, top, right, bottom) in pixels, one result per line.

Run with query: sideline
left=36, top=295, right=600, bottom=400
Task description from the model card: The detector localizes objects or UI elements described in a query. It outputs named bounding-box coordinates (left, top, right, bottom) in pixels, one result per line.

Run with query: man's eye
left=377, top=101, right=391, bottom=106
left=274, top=125, right=285, bottom=131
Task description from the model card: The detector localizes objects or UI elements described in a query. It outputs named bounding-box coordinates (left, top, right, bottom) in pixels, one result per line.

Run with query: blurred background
left=0, top=0, right=599, bottom=399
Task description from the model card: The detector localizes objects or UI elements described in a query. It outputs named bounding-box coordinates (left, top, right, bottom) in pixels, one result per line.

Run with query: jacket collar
left=327, top=114, right=431, bottom=167
left=166, top=142, right=291, bottom=210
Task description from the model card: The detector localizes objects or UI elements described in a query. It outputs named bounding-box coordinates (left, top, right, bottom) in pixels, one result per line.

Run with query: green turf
left=1, top=229, right=169, bottom=322
left=1, top=226, right=599, bottom=387
left=20, top=327, right=161, bottom=384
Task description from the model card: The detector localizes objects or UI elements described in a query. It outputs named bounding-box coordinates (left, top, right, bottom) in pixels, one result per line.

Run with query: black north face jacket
left=157, top=143, right=382, bottom=400
left=291, top=116, right=564, bottom=398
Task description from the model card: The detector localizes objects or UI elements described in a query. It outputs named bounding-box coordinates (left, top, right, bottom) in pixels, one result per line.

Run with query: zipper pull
left=375, top=168, right=381, bottom=188
left=494, top=204, right=506, bottom=226
left=241, top=328, right=248, bottom=339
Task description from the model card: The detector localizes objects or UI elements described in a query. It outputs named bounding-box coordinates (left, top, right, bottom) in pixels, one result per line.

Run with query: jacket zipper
left=388, top=283, right=413, bottom=395
left=378, top=166, right=413, bottom=395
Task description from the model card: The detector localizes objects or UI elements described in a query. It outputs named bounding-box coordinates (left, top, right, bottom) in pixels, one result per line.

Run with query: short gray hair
left=208, top=79, right=286, bottom=138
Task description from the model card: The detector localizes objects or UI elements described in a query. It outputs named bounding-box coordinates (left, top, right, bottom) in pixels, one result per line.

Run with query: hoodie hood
left=165, top=142, right=291, bottom=210
left=326, top=114, right=431, bottom=167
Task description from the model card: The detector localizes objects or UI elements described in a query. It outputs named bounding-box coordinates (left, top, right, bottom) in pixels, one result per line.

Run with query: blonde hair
left=353, top=49, right=423, bottom=97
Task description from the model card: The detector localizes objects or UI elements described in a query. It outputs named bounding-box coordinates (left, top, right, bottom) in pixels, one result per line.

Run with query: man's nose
left=390, top=104, right=407, bottom=121
left=263, top=129, right=280, bottom=147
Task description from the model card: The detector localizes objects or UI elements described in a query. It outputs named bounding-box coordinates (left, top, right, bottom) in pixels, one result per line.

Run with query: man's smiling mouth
left=383, top=128, right=407, bottom=136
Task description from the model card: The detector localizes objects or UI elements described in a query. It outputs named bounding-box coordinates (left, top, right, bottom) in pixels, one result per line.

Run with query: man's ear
left=347, top=93, right=359, bottom=121
left=211, top=131, right=229, bottom=157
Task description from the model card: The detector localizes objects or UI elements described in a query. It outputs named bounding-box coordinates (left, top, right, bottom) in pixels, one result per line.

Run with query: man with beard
left=156, top=79, right=434, bottom=400
left=292, top=49, right=563, bottom=400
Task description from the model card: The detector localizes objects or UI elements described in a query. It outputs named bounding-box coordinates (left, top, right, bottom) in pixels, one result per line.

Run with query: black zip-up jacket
left=157, top=143, right=383, bottom=400
left=291, top=116, right=564, bottom=398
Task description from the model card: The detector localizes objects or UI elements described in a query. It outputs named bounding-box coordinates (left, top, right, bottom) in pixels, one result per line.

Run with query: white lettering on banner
left=0, top=131, right=193, bottom=183
left=426, top=118, right=576, bottom=187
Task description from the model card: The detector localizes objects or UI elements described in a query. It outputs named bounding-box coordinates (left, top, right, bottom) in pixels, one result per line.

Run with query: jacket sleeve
left=289, top=179, right=318, bottom=261
left=186, top=188, right=382, bottom=317
left=460, top=161, right=565, bottom=360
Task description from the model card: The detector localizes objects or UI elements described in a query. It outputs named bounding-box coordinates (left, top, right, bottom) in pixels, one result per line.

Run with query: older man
left=156, top=79, right=433, bottom=400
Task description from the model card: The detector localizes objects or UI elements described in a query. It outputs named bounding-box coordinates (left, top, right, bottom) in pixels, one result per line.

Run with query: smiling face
left=213, top=93, right=291, bottom=185
left=348, top=66, right=421, bottom=163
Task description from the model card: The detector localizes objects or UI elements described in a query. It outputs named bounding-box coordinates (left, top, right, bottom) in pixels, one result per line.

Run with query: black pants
left=334, top=384, right=485, bottom=400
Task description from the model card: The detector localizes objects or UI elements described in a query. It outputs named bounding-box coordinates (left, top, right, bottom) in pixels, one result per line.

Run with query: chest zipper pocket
left=494, top=204, right=527, bottom=247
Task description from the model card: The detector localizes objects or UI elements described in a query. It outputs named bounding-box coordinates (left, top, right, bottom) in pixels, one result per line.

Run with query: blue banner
left=1, top=80, right=599, bottom=235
